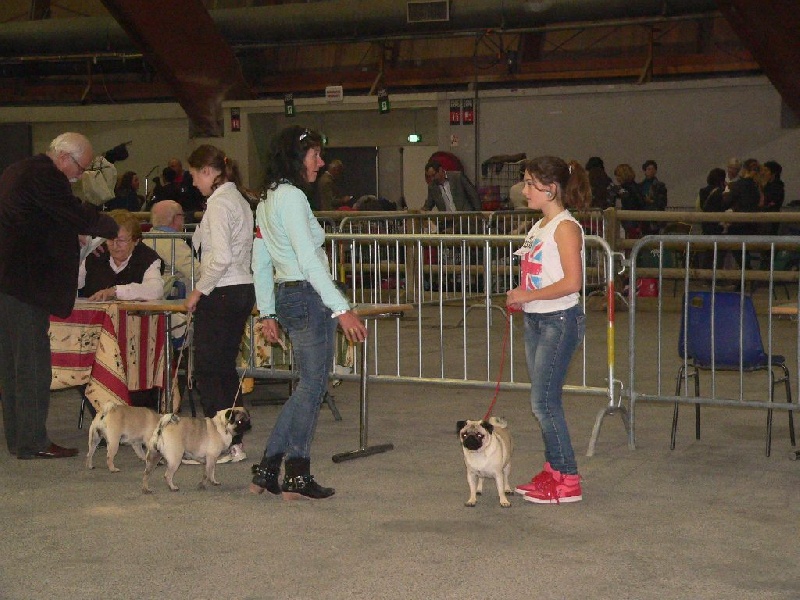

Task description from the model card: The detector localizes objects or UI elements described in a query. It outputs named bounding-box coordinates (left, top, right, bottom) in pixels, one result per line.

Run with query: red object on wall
left=449, top=99, right=461, bottom=125
left=462, top=99, right=474, bottom=125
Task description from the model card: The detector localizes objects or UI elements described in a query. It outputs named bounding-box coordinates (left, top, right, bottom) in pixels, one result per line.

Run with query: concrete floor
left=1, top=356, right=798, bottom=600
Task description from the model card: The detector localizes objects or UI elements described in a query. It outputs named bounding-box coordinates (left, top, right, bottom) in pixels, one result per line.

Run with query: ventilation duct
left=407, top=1, right=450, bottom=24
left=0, top=1, right=720, bottom=56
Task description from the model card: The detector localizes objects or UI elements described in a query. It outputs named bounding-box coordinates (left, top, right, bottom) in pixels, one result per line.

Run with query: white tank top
left=514, top=210, right=583, bottom=313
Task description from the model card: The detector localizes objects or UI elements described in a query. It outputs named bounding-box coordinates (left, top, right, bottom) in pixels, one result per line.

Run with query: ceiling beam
left=100, top=0, right=254, bottom=137
left=716, top=0, right=800, bottom=118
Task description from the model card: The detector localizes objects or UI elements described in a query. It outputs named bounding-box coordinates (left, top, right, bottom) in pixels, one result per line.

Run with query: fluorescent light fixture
left=407, top=133, right=421, bottom=143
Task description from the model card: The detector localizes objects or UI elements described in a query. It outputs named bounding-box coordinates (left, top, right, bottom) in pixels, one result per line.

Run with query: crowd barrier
left=140, top=210, right=800, bottom=458
left=626, top=234, right=799, bottom=457
left=239, top=232, right=624, bottom=457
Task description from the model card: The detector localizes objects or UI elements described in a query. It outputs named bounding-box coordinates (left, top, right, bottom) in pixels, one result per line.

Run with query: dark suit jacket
left=424, top=171, right=481, bottom=212
left=0, top=154, right=118, bottom=317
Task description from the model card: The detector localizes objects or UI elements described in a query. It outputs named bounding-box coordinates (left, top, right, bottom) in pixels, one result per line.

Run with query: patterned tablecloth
left=49, top=300, right=166, bottom=410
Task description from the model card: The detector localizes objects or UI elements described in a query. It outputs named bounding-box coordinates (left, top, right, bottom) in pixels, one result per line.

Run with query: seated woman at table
left=78, top=209, right=165, bottom=302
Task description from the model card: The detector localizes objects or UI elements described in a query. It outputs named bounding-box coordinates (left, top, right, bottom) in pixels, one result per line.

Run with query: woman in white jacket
left=185, top=145, right=255, bottom=462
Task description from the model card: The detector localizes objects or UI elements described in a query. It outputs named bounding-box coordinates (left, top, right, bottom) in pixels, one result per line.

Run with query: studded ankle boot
left=249, top=454, right=284, bottom=495
left=281, top=457, right=335, bottom=500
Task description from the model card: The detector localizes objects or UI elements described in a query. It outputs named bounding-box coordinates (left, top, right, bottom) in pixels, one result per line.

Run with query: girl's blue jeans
left=523, top=304, right=585, bottom=475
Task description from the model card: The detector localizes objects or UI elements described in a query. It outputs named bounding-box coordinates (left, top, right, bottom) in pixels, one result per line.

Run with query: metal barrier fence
left=241, top=232, right=624, bottom=456
left=141, top=230, right=198, bottom=289
left=627, top=234, right=799, bottom=457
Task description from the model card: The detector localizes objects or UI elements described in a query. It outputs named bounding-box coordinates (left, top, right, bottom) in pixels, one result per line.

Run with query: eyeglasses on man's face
left=68, top=154, right=92, bottom=174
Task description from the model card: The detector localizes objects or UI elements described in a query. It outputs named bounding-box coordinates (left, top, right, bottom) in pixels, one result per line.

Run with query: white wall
left=0, top=104, right=195, bottom=197
left=472, top=78, right=800, bottom=207
left=2, top=77, right=798, bottom=209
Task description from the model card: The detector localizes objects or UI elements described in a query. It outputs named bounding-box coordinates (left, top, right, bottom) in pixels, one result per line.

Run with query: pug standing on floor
left=457, top=417, right=513, bottom=507
left=86, top=403, right=161, bottom=472
left=142, top=407, right=251, bottom=493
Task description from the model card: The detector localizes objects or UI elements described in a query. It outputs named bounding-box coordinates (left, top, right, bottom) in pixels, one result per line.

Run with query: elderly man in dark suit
left=423, top=159, right=481, bottom=212
left=0, top=132, right=117, bottom=460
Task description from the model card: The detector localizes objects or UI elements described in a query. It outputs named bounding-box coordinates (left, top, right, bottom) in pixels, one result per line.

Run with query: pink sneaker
left=514, top=462, right=557, bottom=496
left=523, top=471, right=582, bottom=504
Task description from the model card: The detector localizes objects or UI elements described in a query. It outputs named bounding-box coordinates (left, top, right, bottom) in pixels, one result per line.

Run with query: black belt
left=279, top=280, right=304, bottom=287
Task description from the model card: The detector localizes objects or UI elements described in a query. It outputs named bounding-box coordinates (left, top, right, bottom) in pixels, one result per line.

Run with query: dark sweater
left=0, top=154, right=118, bottom=317
left=81, top=242, right=163, bottom=298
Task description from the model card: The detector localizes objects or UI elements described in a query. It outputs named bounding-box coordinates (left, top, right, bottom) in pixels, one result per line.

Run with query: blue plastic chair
left=673, top=291, right=795, bottom=456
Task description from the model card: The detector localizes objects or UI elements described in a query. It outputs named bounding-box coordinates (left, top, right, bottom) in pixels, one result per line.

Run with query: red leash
left=483, top=309, right=514, bottom=421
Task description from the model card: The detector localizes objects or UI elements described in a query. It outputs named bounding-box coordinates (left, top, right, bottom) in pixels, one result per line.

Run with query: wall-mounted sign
left=462, top=99, right=474, bottom=125
left=325, top=85, right=344, bottom=102
left=378, top=89, right=390, bottom=114
left=284, top=94, right=295, bottom=117
left=449, top=100, right=461, bottom=125
left=230, top=107, right=241, bottom=132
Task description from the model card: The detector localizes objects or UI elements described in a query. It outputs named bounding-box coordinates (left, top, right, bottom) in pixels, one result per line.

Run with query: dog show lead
left=505, top=156, right=589, bottom=504
left=250, top=126, right=367, bottom=500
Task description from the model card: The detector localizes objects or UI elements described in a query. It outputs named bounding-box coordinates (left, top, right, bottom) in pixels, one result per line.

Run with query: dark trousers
left=0, top=292, right=52, bottom=456
left=193, top=283, right=255, bottom=419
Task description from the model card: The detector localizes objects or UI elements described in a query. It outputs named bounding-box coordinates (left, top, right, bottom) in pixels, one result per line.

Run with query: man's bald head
left=151, top=200, right=184, bottom=229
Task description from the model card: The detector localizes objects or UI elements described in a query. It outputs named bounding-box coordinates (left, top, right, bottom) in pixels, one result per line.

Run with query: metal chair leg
left=671, top=366, right=684, bottom=450
left=783, top=365, right=795, bottom=447
left=78, top=393, right=87, bottom=429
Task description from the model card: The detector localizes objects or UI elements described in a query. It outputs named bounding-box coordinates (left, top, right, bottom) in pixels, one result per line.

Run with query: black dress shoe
left=18, top=443, right=79, bottom=460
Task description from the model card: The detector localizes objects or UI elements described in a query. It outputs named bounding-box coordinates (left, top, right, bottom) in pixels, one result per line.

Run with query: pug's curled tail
left=488, top=416, right=508, bottom=429
left=147, top=413, right=180, bottom=452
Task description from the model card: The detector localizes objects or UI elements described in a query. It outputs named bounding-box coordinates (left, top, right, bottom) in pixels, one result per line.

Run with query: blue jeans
left=264, top=282, right=338, bottom=460
left=523, top=304, right=585, bottom=475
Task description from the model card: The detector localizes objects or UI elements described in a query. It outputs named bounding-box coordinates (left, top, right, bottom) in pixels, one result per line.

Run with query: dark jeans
left=193, top=283, right=255, bottom=419
left=0, top=292, right=52, bottom=456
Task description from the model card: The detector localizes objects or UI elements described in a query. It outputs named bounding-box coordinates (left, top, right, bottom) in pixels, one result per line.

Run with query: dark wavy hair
left=264, top=125, right=324, bottom=189
left=116, top=170, right=137, bottom=193
left=523, top=155, right=590, bottom=210
left=187, top=144, right=244, bottom=195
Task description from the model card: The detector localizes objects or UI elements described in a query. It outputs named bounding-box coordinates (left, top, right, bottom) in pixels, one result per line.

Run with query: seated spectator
left=79, top=210, right=164, bottom=301
left=106, top=171, right=143, bottom=212
left=145, top=200, right=201, bottom=288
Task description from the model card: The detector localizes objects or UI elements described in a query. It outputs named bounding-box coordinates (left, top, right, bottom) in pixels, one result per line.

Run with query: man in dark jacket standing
left=423, top=159, right=481, bottom=212
left=0, top=132, right=118, bottom=460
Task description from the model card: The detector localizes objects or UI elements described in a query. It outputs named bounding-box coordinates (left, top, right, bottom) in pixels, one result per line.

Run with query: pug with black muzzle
left=86, top=403, right=161, bottom=472
left=142, top=407, right=251, bottom=493
left=457, top=416, right=513, bottom=508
